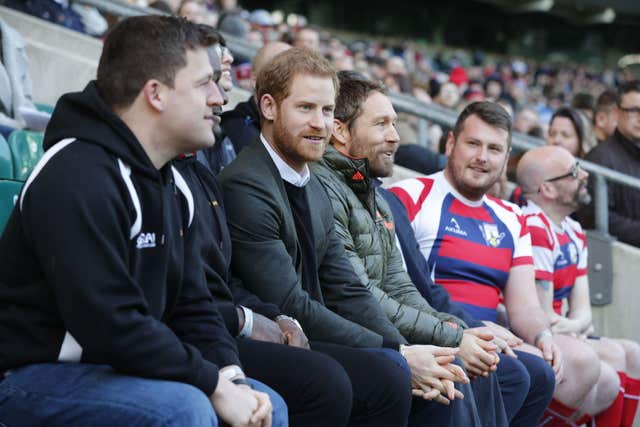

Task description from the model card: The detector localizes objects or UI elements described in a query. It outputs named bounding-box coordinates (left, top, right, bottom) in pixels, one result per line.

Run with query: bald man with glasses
left=519, top=145, right=640, bottom=426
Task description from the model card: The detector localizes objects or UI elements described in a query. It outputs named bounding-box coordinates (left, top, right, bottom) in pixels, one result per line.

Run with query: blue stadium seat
left=0, top=134, right=14, bottom=179
left=35, top=103, right=55, bottom=114
left=7, top=130, right=44, bottom=181
left=0, top=180, right=23, bottom=236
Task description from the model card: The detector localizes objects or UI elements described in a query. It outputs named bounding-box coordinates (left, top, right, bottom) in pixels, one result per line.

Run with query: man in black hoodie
left=0, top=16, right=284, bottom=427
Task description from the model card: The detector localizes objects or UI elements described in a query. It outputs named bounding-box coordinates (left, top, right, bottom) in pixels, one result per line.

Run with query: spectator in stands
left=427, top=81, right=460, bottom=152
left=547, top=107, right=585, bottom=158
left=218, top=47, right=415, bottom=427
left=149, top=0, right=175, bottom=14
left=178, top=0, right=205, bottom=23
left=593, top=89, right=618, bottom=144
left=571, top=92, right=595, bottom=119
left=513, top=107, right=540, bottom=134
left=0, top=15, right=283, bottom=427
left=293, top=27, right=320, bottom=52
left=434, top=81, right=461, bottom=110
left=311, top=71, right=512, bottom=426
left=220, top=41, right=291, bottom=155
left=389, top=102, right=560, bottom=426
left=217, top=9, right=249, bottom=40
left=0, top=18, right=42, bottom=136
left=581, top=80, right=640, bottom=247
left=247, top=9, right=273, bottom=45
left=216, top=42, right=234, bottom=93
left=519, top=145, right=640, bottom=426
left=196, top=29, right=237, bottom=174
left=484, top=76, right=504, bottom=102
left=6, top=0, right=85, bottom=33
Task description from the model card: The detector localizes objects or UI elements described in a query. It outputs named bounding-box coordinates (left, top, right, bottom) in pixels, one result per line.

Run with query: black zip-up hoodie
left=0, top=82, right=240, bottom=395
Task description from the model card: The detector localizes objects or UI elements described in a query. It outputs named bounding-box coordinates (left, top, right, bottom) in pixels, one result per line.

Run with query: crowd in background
left=2, top=0, right=639, bottom=246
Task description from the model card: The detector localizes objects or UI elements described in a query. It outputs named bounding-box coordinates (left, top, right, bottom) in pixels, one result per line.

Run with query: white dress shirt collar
left=261, top=133, right=310, bottom=187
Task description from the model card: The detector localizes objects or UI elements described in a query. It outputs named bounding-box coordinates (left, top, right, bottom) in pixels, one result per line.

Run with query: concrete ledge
left=592, top=241, right=640, bottom=343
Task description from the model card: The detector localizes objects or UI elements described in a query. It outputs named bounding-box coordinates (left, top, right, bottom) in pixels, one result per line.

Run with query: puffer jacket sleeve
left=385, top=234, right=469, bottom=330
left=320, top=173, right=463, bottom=348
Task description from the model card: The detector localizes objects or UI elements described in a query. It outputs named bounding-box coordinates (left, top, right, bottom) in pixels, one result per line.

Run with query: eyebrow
left=371, top=113, right=397, bottom=122
left=196, top=73, right=215, bottom=85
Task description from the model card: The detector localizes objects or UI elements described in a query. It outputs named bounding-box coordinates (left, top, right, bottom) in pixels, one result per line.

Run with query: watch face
left=221, top=365, right=243, bottom=380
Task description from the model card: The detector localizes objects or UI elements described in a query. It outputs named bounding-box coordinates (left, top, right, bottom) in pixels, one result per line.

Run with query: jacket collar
left=614, top=129, right=640, bottom=156
left=322, top=144, right=376, bottom=215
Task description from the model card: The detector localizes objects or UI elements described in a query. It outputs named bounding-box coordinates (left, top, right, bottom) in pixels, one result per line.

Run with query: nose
left=476, top=144, right=489, bottom=162
left=207, top=81, right=225, bottom=107
left=579, top=167, right=589, bottom=180
left=387, top=124, right=400, bottom=144
left=308, top=108, right=324, bottom=129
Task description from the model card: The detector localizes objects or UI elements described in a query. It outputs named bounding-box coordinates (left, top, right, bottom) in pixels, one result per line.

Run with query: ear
left=142, top=79, right=166, bottom=113
left=260, top=94, right=277, bottom=122
left=444, top=131, right=455, bottom=157
left=332, top=119, right=351, bottom=146
left=538, top=181, right=557, bottom=199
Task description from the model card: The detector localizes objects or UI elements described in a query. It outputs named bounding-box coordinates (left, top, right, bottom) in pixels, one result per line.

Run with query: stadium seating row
left=0, top=130, right=45, bottom=234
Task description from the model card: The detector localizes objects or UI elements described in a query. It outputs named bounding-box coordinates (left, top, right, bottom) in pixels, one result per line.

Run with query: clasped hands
left=401, top=344, right=469, bottom=405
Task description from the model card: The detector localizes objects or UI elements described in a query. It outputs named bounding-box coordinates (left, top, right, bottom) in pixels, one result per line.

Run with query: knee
left=596, top=362, right=621, bottom=406
left=245, top=379, right=288, bottom=427
left=619, top=339, right=640, bottom=376
left=371, top=351, right=412, bottom=415
left=303, top=351, right=353, bottom=423
left=499, top=355, right=531, bottom=395
left=598, top=340, right=627, bottom=372
left=564, top=343, right=601, bottom=390
left=161, top=383, right=217, bottom=427
left=526, top=354, right=556, bottom=398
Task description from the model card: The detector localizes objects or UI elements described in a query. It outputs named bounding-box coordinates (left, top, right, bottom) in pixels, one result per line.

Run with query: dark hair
left=550, top=106, right=584, bottom=145
left=97, top=16, right=210, bottom=109
left=148, top=0, right=172, bottom=14
left=595, top=89, right=617, bottom=113
left=197, top=23, right=225, bottom=46
left=571, top=92, right=595, bottom=112
left=334, top=71, right=385, bottom=129
left=616, top=80, right=640, bottom=105
left=255, top=48, right=338, bottom=119
left=452, top=101, right=512, bottom=146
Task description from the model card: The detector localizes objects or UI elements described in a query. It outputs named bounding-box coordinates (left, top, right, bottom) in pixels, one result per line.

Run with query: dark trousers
left=237, top=339, right=412, bottom=427
left=497, top=350, right=555, bottom=427
left=409, top=357, right=509, bottom=427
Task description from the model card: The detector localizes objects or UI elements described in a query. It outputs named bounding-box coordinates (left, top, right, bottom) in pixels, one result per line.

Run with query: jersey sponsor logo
left=555, top=251, right=568, bottom=267
left=136, top=232, right=156, bottom=249
left=479, top=222, right=505, bottom=248
left=445, top=217, right=468, bottom=236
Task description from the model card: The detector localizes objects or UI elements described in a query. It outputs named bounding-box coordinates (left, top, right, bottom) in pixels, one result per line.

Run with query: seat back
left=8, top=131, right=44, bottom=181
left=0, top=180, right=23, bottom=236
left=0, top=134, right=14, bottom=179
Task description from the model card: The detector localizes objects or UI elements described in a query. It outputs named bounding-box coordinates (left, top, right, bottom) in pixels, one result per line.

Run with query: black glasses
left=546, top=162, right=581, bottom=182
left=618, top=105, right=640, bottom=115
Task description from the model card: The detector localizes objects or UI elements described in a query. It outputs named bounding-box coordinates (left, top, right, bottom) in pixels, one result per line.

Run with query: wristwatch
left=220, top=365, right=244, bottom=382
left=238, top=306, right=254, bottom=338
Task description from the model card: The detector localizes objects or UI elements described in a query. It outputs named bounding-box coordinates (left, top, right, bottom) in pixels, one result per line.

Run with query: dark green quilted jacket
left=311, top=145, right=466, bottom=347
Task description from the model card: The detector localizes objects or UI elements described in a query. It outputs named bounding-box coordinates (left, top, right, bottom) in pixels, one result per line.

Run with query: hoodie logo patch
left=136, top=232, right=157, bottom=249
